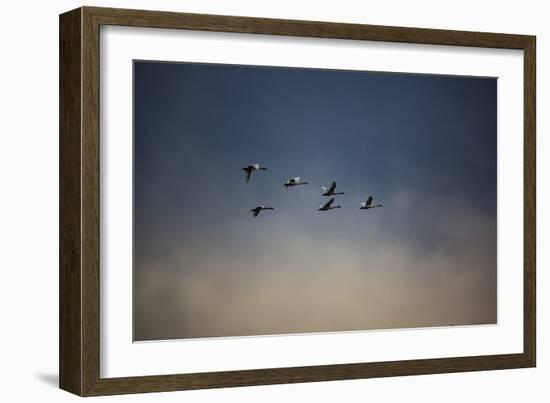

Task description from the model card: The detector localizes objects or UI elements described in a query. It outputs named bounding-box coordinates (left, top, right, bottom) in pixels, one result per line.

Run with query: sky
left=133, top=60, right=497, bottom=341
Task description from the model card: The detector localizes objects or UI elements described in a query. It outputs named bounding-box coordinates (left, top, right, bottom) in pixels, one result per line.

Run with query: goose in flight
left=360, top=196, right=383, bottom=210
left=321, top=181, right=344, bottom=196
left=318, top=197, right=341, bottom=211
left=284, top=177, right=308, bottom=189
left=242, top=163, right=267, bottom=183
left=250, top=206, right=274, bottom=217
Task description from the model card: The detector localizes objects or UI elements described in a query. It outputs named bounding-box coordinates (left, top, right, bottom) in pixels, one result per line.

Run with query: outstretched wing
left=366, top=196, right=373, bottom=206
left=250, top=207, right=260, bottom=217
left=328, top=181, right=336, bottom=193
left=323, top=197, right=335, bottom=209
left=245, top=169, right=252, bottom=182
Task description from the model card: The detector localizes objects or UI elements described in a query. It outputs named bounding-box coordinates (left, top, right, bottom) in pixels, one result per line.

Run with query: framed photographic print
left=59, top=6, right=536, bottom=396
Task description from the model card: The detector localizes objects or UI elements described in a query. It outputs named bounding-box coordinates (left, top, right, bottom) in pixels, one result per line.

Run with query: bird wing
left=366, top=196, right=373, bottom=206
left=329, top=181, right=336, bottom=193
left=253, top=209, right=260, bottom=217
left=293, top=177, right=300, bottom=183
left=323, top=197, right=335, bottom=209
left=245, top=169, right=251, bottom=182
left=321, top=186, right=328, bottom=193
left=360, top=202, right=366, bottom=207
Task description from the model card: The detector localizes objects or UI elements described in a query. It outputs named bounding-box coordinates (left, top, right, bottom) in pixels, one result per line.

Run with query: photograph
left=53, top=3, right=537, bottom=397
left=133, top=60, right=497, bottom=341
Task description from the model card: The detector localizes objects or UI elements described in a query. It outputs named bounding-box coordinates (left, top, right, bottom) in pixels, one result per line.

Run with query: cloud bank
left=134, top=192, right=496, bottom=340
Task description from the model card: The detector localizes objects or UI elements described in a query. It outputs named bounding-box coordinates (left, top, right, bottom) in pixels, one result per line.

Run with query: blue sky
left=133, top=61, right=497, bottom=341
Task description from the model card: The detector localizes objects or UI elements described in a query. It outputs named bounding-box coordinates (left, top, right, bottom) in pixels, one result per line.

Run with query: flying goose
left=360, top=196, right=383, bottom=210
left=242, top=163, right=267, bottom=183
left=321, top=181, right=344, bottom=196
left=284, top=177, right=308, bottom=189
left=318, top=197, right=341, bottom=211
left=250, top=206, right=274, bottom=217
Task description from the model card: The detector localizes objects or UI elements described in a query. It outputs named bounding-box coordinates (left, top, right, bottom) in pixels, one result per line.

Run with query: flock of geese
left=243, top=163, right=383, bottom=217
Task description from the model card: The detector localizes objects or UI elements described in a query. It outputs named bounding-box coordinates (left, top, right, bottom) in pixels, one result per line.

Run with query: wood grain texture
left=523, top=38, right=536, bottom=367
left=86, top=6, right=532, bottom=49
left=81, top=6, right=102, bottom=396
left=59, top=6, right=537, bottom=396
left=59, top=8, right=82, bottom=396
left=86, top=354, right=530, bottom=396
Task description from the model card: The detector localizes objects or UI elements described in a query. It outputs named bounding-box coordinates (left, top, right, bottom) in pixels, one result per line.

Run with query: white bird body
left=318, top=197, right=341, bottom=211
left=250, top=205, right=274, bottom=217
left=360, top=196, right=383, bottom=210
left=242, top=163, right=267, bottom=183
left=284, top=176, right=308, bottom=188
left=321, top=181, right=344, bottom=196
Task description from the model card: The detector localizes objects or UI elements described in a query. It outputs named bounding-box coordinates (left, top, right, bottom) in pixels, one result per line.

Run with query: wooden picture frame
left=59, top=6, right=536, bottom=396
